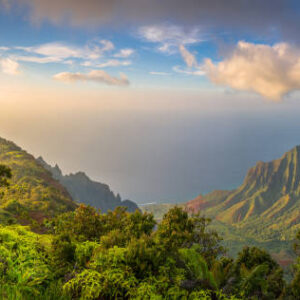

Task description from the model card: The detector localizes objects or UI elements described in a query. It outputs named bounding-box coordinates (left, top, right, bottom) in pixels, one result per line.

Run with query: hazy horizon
left=2, top=89, right=300, bottom=204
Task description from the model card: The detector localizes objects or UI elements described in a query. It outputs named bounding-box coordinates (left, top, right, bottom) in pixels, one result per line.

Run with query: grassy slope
left=0, top=137, right=76, bottom=224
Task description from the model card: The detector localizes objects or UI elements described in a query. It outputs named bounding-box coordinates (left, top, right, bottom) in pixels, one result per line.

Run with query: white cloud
left=139, top=24, right=202, bottom=53
left=1, top=58, right=20, bottom=75
left=173, top=66, right=204, bottom=76
left=14, top=55, right=61, bottom=63
left=98, top=40, right=114, bottom=53
left=98, top=59, right=131, bottom=68
left=149, top=71, right=171, bottom=76
left=15, top=40, right=115, bottom=65
left=53, top=70, right=129, bottom=86
left=0, top=40, right=134, bottom=82
left=114, top=48, right=134, bottom=58
left=32, top=43, right=84, bottom=59
left=204, top=41, right=300, bottom=100
left=174, top=45, right=204, bottom=76
left=179, top=45, right=197, bottom=68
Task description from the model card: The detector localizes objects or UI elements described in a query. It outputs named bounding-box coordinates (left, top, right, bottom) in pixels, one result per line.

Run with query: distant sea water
left=77, top=107, right=300, bottom=205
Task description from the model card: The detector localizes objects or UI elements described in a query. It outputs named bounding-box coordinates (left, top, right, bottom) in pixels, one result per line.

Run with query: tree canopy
left=1, top=203, right=300, bottom=299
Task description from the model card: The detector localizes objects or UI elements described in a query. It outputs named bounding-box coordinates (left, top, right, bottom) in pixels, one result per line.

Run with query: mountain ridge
left=37, top=156, right=139, bottom=212
left=185, top=145, right=300, bottom=241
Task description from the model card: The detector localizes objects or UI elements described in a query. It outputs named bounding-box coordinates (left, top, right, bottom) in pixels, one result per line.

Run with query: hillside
left=0, top=138, right=76, bottom=224
left=142, top=146, right=300, bottom=261
left=186, top=145, right=300, bottom=241
left=37, top=157, right=139, bottom=212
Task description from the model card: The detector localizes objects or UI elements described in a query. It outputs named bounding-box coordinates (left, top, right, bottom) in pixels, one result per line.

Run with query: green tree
left=156, top=206, right=194, bottom=252
left=190, top=214, right=225, bottom=264
left=0, top=164, right=11, bottom=189
left=179, top=245, right=218, bottom=291
left=289, top=231, right=300, bottom=298
left=100, top=207, right=156, bottom=248
left=234, top=247, right=285, bottom=299
left=156, top=207, right=225, bottom=262
left=53, top=205, right=104, bottom=241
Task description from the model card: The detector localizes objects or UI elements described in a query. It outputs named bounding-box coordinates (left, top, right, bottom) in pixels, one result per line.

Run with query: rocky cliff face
left=185, top=146, right=300, bottom=240
left=37, top=157, right=139, bottom=213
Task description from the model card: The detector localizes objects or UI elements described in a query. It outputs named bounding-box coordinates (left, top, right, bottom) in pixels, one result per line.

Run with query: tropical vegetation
left=1, top=138, right=300, bottom=299
left=0, top=164, right=300, bottom=299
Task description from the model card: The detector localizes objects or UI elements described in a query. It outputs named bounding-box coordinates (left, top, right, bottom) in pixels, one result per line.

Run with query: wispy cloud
left=114, top=48, right=135, bottom=58
left=1, top=58, right=20, bottom=75
left=139, top=24, right=205, bottom=76
left=0, top=39, right=134, bottom=83
left=53, top=70, right=130, bottom=86
left=16, top=40, right=114, bottom=64
left=98, top=59, right=131, bottom=68
left=149, top=71, right=171, bottom=76
left=138, top=24, right=202, bottom=54
left=179, top=45, right=197, bottom=68
left=14, top=55, right=61, bottom=64
left=6, top=40, right=135, bottom=71
left=0, top=46, right=10, bottom=51
left=98, top=40, right=114, bottom=53
left=173, top=66, right=204, bottom=76
left=174, top=44, right=204, bottom=76
left=24, top=43, right=84, bottom=59
left=204, top=41, right=300, bottom=100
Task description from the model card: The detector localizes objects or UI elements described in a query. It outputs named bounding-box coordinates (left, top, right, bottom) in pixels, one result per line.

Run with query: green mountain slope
left=143, top=146, right=300, bottom=262
left=37, top=157, right=139, bottom=212
left=186, top=145, right=300, bottom=241
left=0, top=138, right=76, bottom=224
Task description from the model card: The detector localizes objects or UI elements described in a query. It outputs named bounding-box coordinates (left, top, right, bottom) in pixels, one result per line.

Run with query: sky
left=1, top=1, right=300, bottom=203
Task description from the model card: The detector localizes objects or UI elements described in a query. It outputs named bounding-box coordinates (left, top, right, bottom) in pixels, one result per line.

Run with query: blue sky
left=0, top=14, right=216, bottom=89
left=1, top=1, right=300, bottom=203
left=1, top=1, right=299, bottom=95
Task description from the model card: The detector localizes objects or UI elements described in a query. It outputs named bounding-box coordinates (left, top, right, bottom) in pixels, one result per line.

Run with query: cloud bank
left=3, top=0, right=299, bottom=42
left=204, top=42, right=300, bottom=100
left=53, top=70, right=130, bottom=86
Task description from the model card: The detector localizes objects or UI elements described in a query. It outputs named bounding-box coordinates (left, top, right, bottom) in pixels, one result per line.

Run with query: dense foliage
left=1, top=201, right=300, bottom=299
left=1, top=163, right=300, bottom=299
